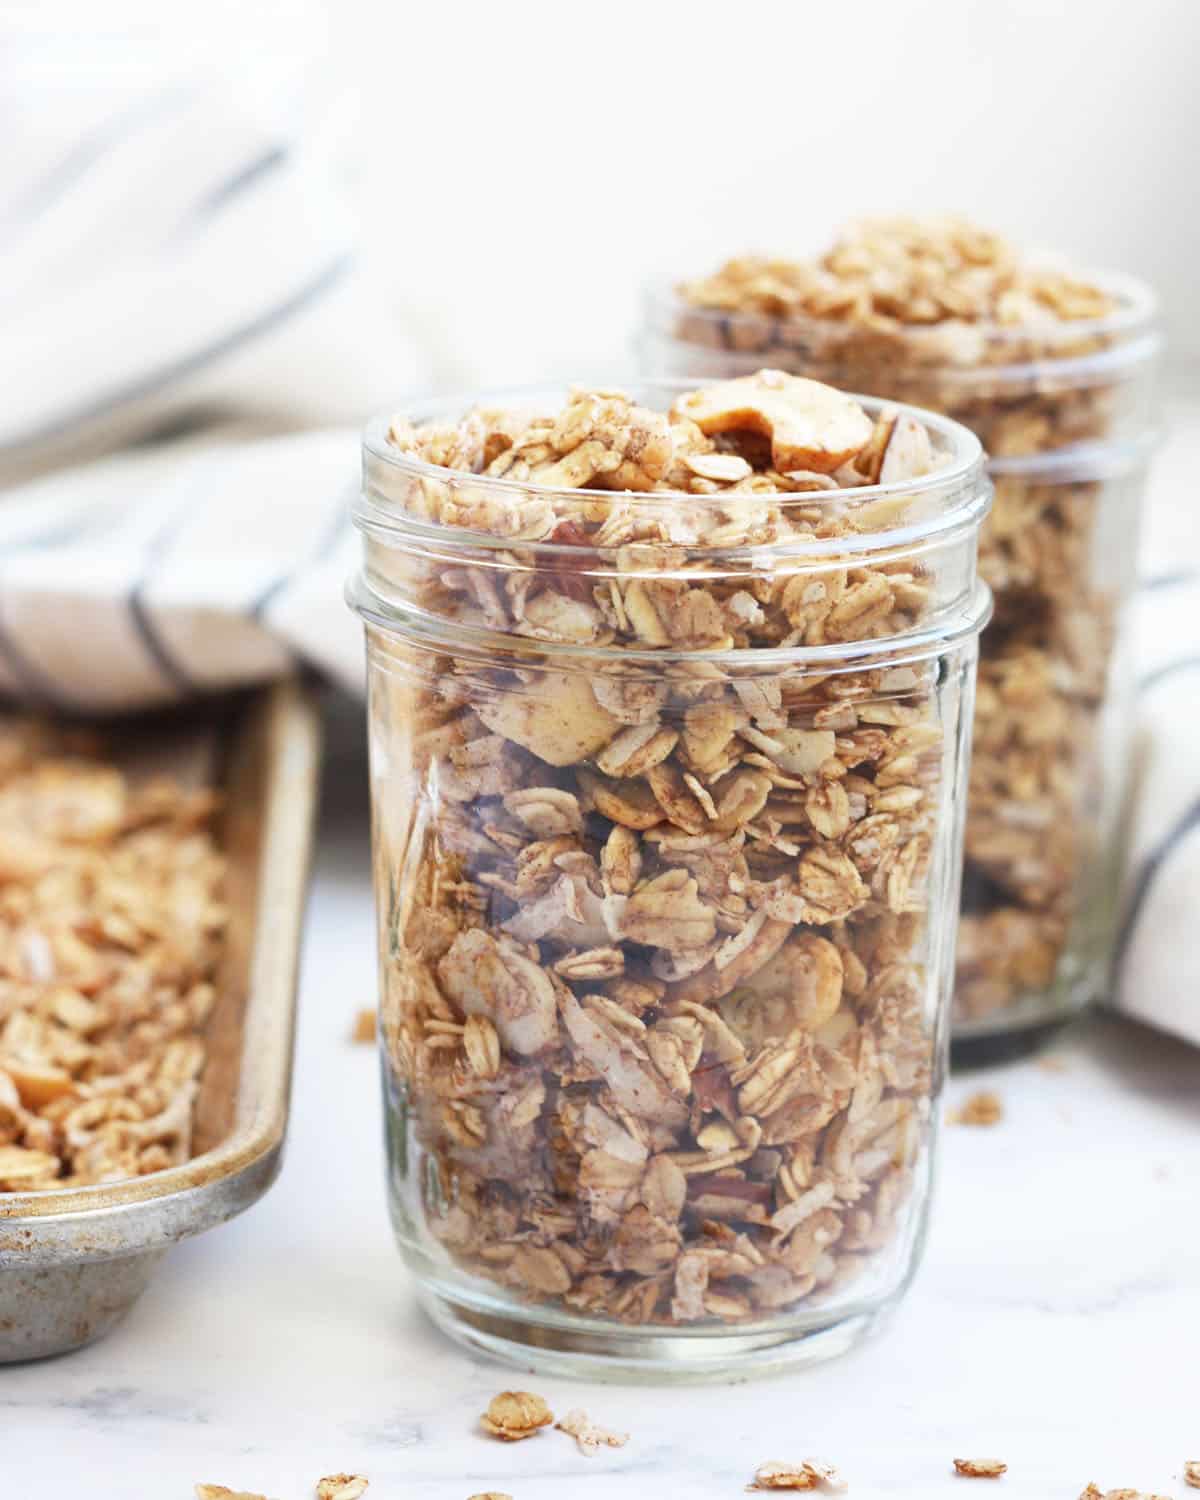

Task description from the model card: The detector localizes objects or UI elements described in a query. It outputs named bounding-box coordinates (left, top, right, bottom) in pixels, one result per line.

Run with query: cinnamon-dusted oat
left=195, top=1487, right=270, bottom=1500
left=1079, top=1488, right=1172, bottom=1500
left=749, top=1459, right=847, bottom=1492
left=481, top=1391, right=554, bottom=1441
left=0, top=721, right=225, bottom=1191
left=361, top=374, right=986, bottom=1341
left=953, top=1458, right=1007, bottom=1478
left=316, top=1478, right=368, bottom=1500
left=554, top=1408, right=629, bottom=1456
left=671, top=219, right=1156, bottom=1035
left=948, top=1091, right=1004, bottom=1127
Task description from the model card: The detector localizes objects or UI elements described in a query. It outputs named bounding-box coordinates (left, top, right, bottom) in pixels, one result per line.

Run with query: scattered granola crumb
left=749, top=1459, right=847, bottom=1492
left=1079, top=1486, right=1173, bottom=1500
left=481, top=1391, right=554, bottom=1441
left=352, top=1010, right=377, bottom=1044
left=195, top=1487, right=268, bottom=1500
left=316, top=1476, right=369, bottom=1500
left=1186, top=1461, right=1200, bottom=1488
left=949, top=1091, right=1004, bottom=1127
left=468, top=1493, right=513, bottom=1499
left=555, top=1408, right=629, bottom=1456
left=954, top=1459, right=1007, bottom=1478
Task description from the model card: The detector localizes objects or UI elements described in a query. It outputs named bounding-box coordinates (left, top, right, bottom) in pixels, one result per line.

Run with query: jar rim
left=347, top=575, right=993, bottom=674
left=986, top=429, right=1161, bottom=483
left=644, top=265, right=1159, bottom=356
left=361, top=379, right=985, bottom=515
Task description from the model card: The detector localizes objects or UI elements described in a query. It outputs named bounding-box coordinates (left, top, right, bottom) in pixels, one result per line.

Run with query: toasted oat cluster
left=675, top=220, right=1142, bottom=1028
left=0, top=722, right=225, bottom=1191
left=680, top=216, right=1114, bottom=335
left=555, top=1407, right=629, bottom=1456
left=948, top=1090, right=1004, bottom=1128
left=387, top=370, right=943, bottom=572
left=1079, top=1487, right=1173, bottom=1500
left=954, top=1458, right=1008, bottom=1478
left=749, top=1458, right=848, bottom=1492
left=481, top=1390, right=554, bottom=1441
left=372, top=374, right=967, bottom=1329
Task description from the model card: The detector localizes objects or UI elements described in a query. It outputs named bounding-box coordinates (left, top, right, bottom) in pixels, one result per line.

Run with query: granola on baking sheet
left=0, top=721, right=225, bottom=1191
left=363, top=373, right=983, bottom=1332
left=672, top=220, right=1155, bottom=1030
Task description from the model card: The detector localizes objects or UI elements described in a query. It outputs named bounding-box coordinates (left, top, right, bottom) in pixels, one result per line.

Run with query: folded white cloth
left=0, top=40, right=425, bottom=705
left=1112, top=402, right=1200, bottom=1046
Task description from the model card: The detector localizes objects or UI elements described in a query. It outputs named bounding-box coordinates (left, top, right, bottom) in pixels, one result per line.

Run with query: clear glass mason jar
left=640, top=279, right=1162, bottom=1054
left=955, top=438, right=1154, bottom=1044
left=349, top=381, right=992, bottom=1379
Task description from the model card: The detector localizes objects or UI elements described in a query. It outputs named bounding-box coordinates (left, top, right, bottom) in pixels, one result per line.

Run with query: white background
left=334, top=0, right=1200, bottom=388
left=8, top=0, right=1199, bottom=392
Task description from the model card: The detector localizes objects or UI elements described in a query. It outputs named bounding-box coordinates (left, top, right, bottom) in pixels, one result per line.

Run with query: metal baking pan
left=0, top=678, right=321, bottom=1361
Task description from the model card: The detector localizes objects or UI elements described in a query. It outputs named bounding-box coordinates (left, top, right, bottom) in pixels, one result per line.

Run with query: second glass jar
left=640, top=276, right=1161, bottom=1050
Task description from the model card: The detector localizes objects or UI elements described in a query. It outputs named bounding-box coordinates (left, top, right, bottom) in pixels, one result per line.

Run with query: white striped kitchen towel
left=1112, top=401, right=1200, bottom=1046
left=0, top=35, right=428, bottom=705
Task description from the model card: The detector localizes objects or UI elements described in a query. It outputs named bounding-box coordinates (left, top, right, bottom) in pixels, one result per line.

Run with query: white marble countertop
left=5, top=703, right=1199, bottom=1500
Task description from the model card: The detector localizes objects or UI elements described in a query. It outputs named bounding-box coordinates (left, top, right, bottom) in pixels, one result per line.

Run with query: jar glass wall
left=350, top=379, right=992, bottom=1377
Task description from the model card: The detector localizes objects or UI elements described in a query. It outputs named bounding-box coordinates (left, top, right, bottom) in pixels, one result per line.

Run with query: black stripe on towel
left=127, top=592, right=195, bottom=696
left=1138, top=655, right=1200, bottom=695
left=2, top=89, right=184, bottom=231
left=185, top=145, right=289, bottom=226
left=1138, top=569, right=1199, bottom=593
left=2, top=254, right=354, bottom=455
left=250, top=492, right=352, bottom=623
left=126, top=481, right=212, bottom=695
left=1114, top=794, right=1200, bottom=972
left=0, top=602, right=69, bottom=708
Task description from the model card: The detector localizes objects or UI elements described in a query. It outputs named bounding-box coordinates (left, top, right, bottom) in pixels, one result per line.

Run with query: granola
left=364, top=374, right=985, bottom=1334
left=675, top=218, right=1135, bottom=460
left=953, top=1459, right=1007, bottom=1478
left=749, top=1460, right=847, bottom=1493
left=555, top=1408, right=629, bottom=1456
left=1186, top=1462, right=1200, bottom=1489
left=0, top=721, right=225, bottom=1190
left=195, top=1488, right=270, bottom=1500
left=316, top=1478, right=369, bottom=1500
left=948, top=1091, right=1004, bottom=1127
left=481, top=1391, right=554, bottom=1441
left=670, top=218, right=1156, bottom=1031
left=1079, top=1488, right=1172, bottom=1500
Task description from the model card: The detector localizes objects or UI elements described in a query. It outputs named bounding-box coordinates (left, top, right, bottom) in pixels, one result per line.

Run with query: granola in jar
left=655, top=219, right=1160, bottom=1040
left=352, top=373, right=991, bottom=1374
